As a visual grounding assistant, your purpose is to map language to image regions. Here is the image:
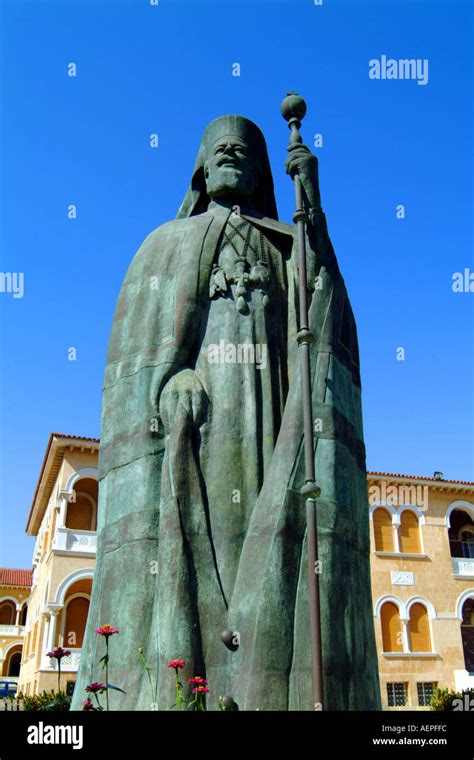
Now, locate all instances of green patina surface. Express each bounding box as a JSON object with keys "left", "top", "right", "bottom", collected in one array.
[{"left": 71, "top": 115, "right": 381, "bottom": 711}]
